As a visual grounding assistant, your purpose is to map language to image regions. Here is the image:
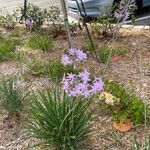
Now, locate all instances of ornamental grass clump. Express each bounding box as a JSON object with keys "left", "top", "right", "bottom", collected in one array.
[
  {"left": 25, "top": 89, "right": 92, "bottom": 150},
  {"left": 0, "top": 77, "right": 29, "bottom": 118}
]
